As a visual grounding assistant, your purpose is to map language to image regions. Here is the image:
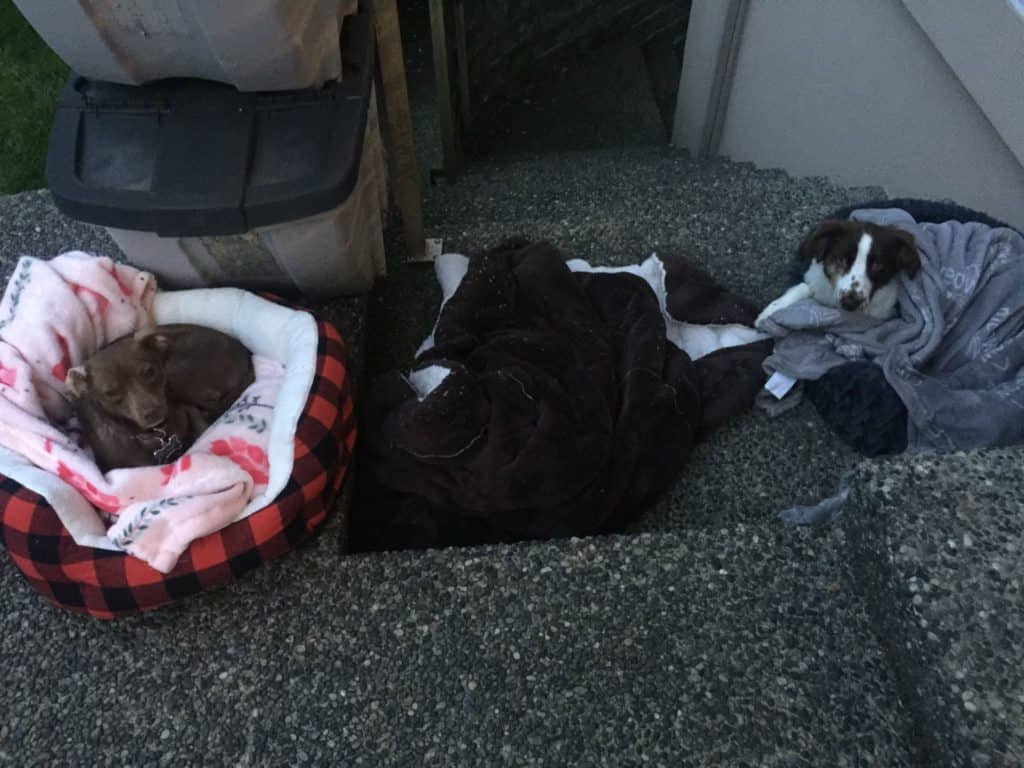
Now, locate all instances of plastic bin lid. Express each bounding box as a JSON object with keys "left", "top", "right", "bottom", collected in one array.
[{"left": 45, "top": 0, "right": 375, "bottom": 238}]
